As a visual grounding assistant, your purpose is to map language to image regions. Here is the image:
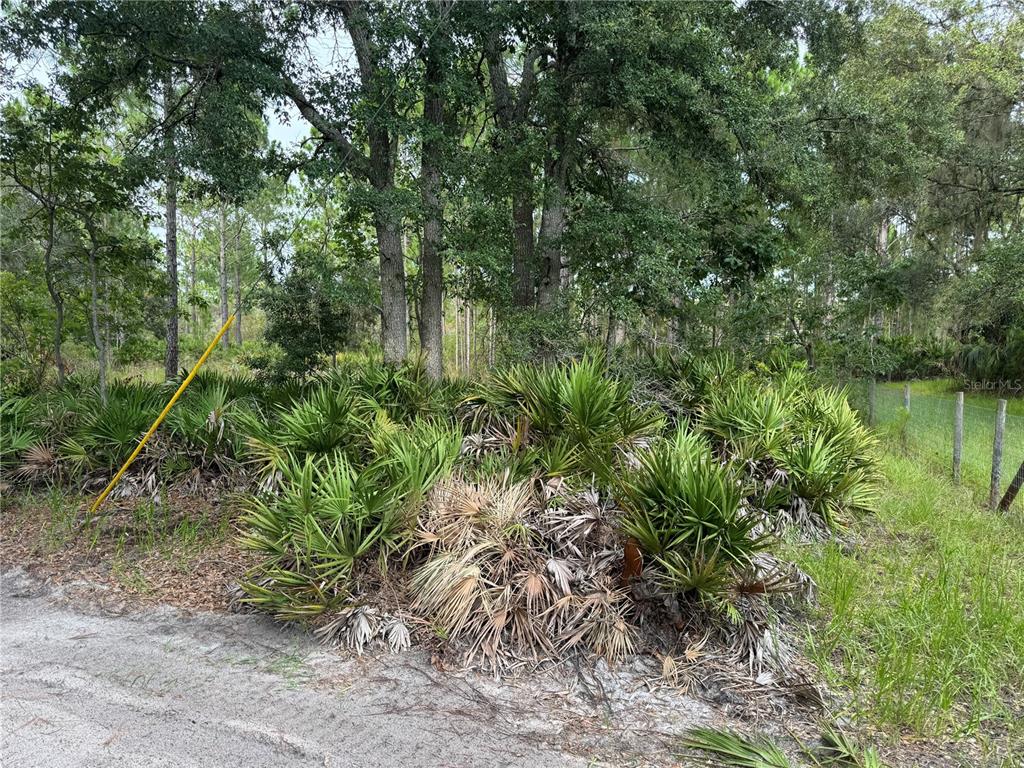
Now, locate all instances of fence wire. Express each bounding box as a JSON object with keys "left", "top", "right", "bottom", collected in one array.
[{"left": 844, "top": 381, "right": 1023, "bottom": 510}]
